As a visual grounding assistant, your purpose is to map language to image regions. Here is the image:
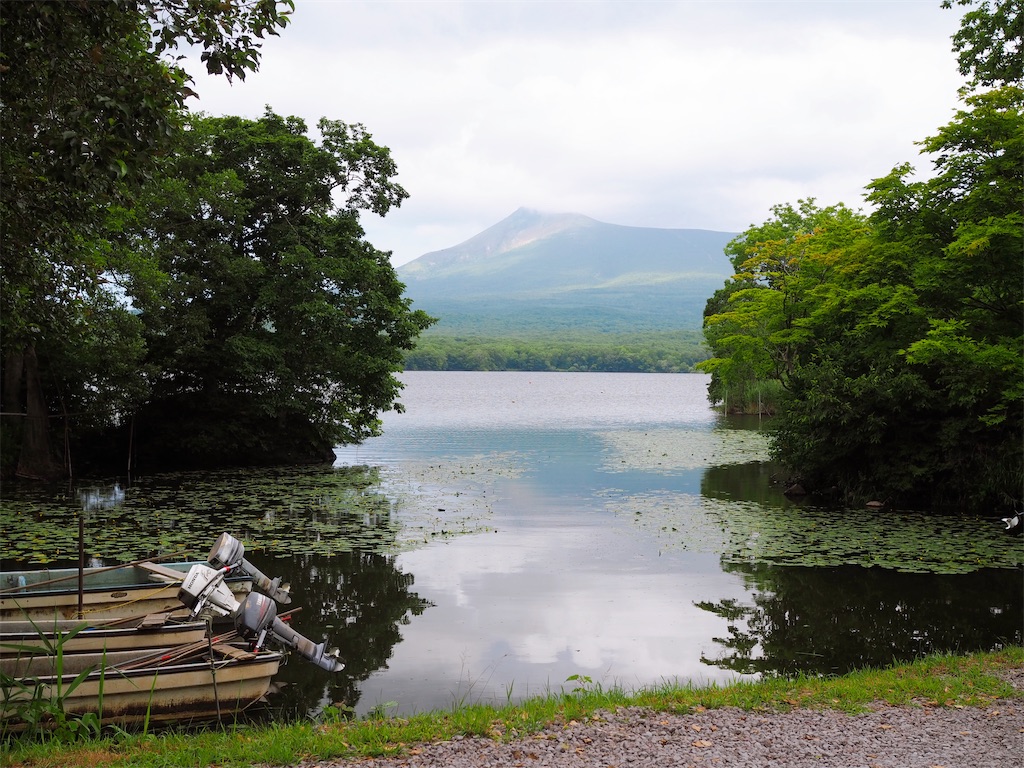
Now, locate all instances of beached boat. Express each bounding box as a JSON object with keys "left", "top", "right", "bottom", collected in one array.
[
  {"left": 0, "top": 561, "right": 252, "bottom": 623},
  {"left": 0, "top": 642, "right": 283, "bottom": 729},
  {"left": 0, "top": 613, "right": 210, "bottom": 657}
]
